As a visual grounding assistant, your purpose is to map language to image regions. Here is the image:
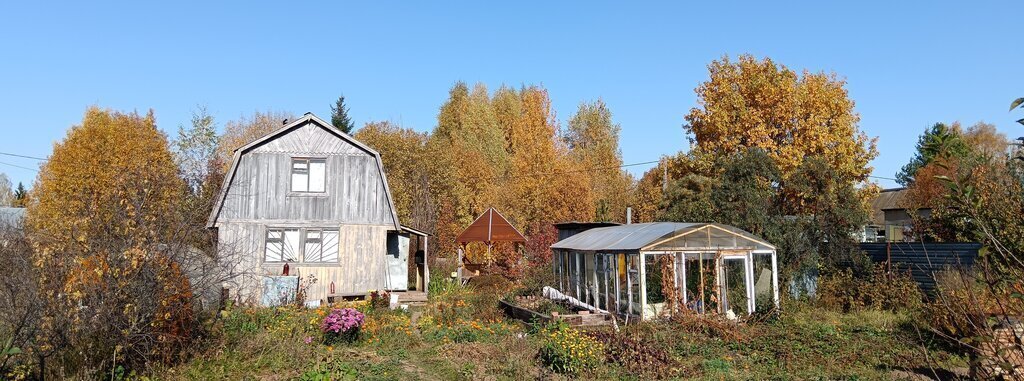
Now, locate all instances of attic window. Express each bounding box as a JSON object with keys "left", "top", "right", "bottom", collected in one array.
[{"left": 291, "top": 158, "right": 326, "bottom": 193}]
